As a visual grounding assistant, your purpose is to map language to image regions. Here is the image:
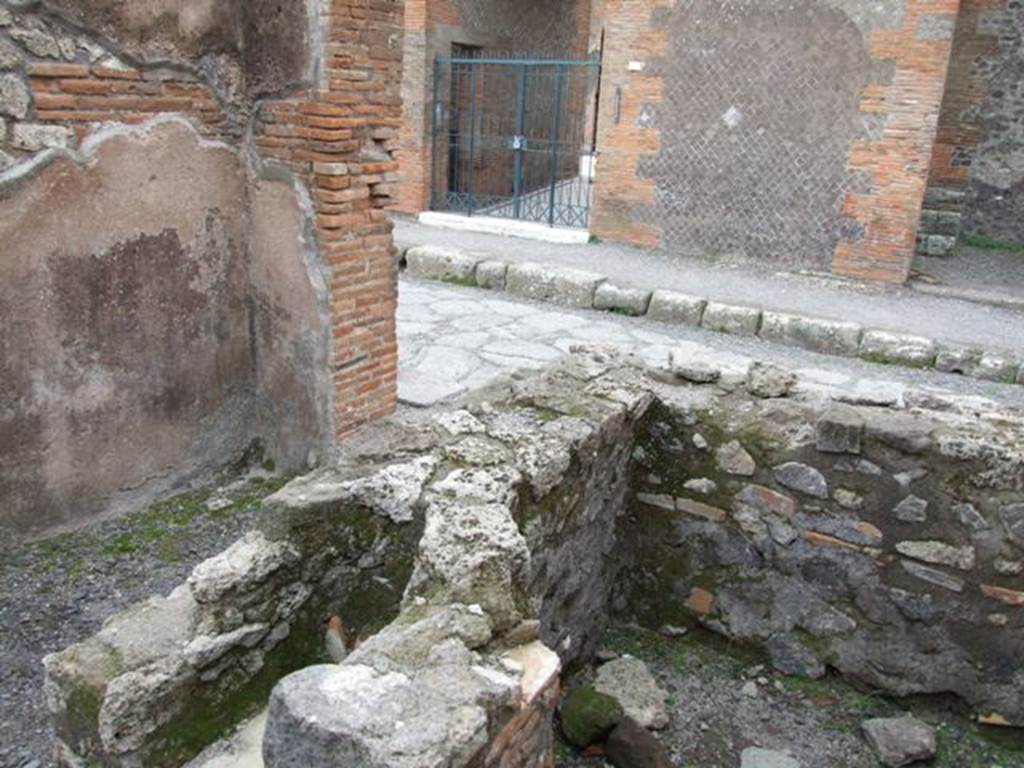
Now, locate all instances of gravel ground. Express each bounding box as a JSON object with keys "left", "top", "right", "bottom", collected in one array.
[
  {"left": 556, "top": 626, "right": 1024, "bottom": 768},
  {"left": 0, "top": 472, "right": 288, "bottom": 768},
  {"left": 393, "top": 218, "right": 1024, "bottom": 352}
]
